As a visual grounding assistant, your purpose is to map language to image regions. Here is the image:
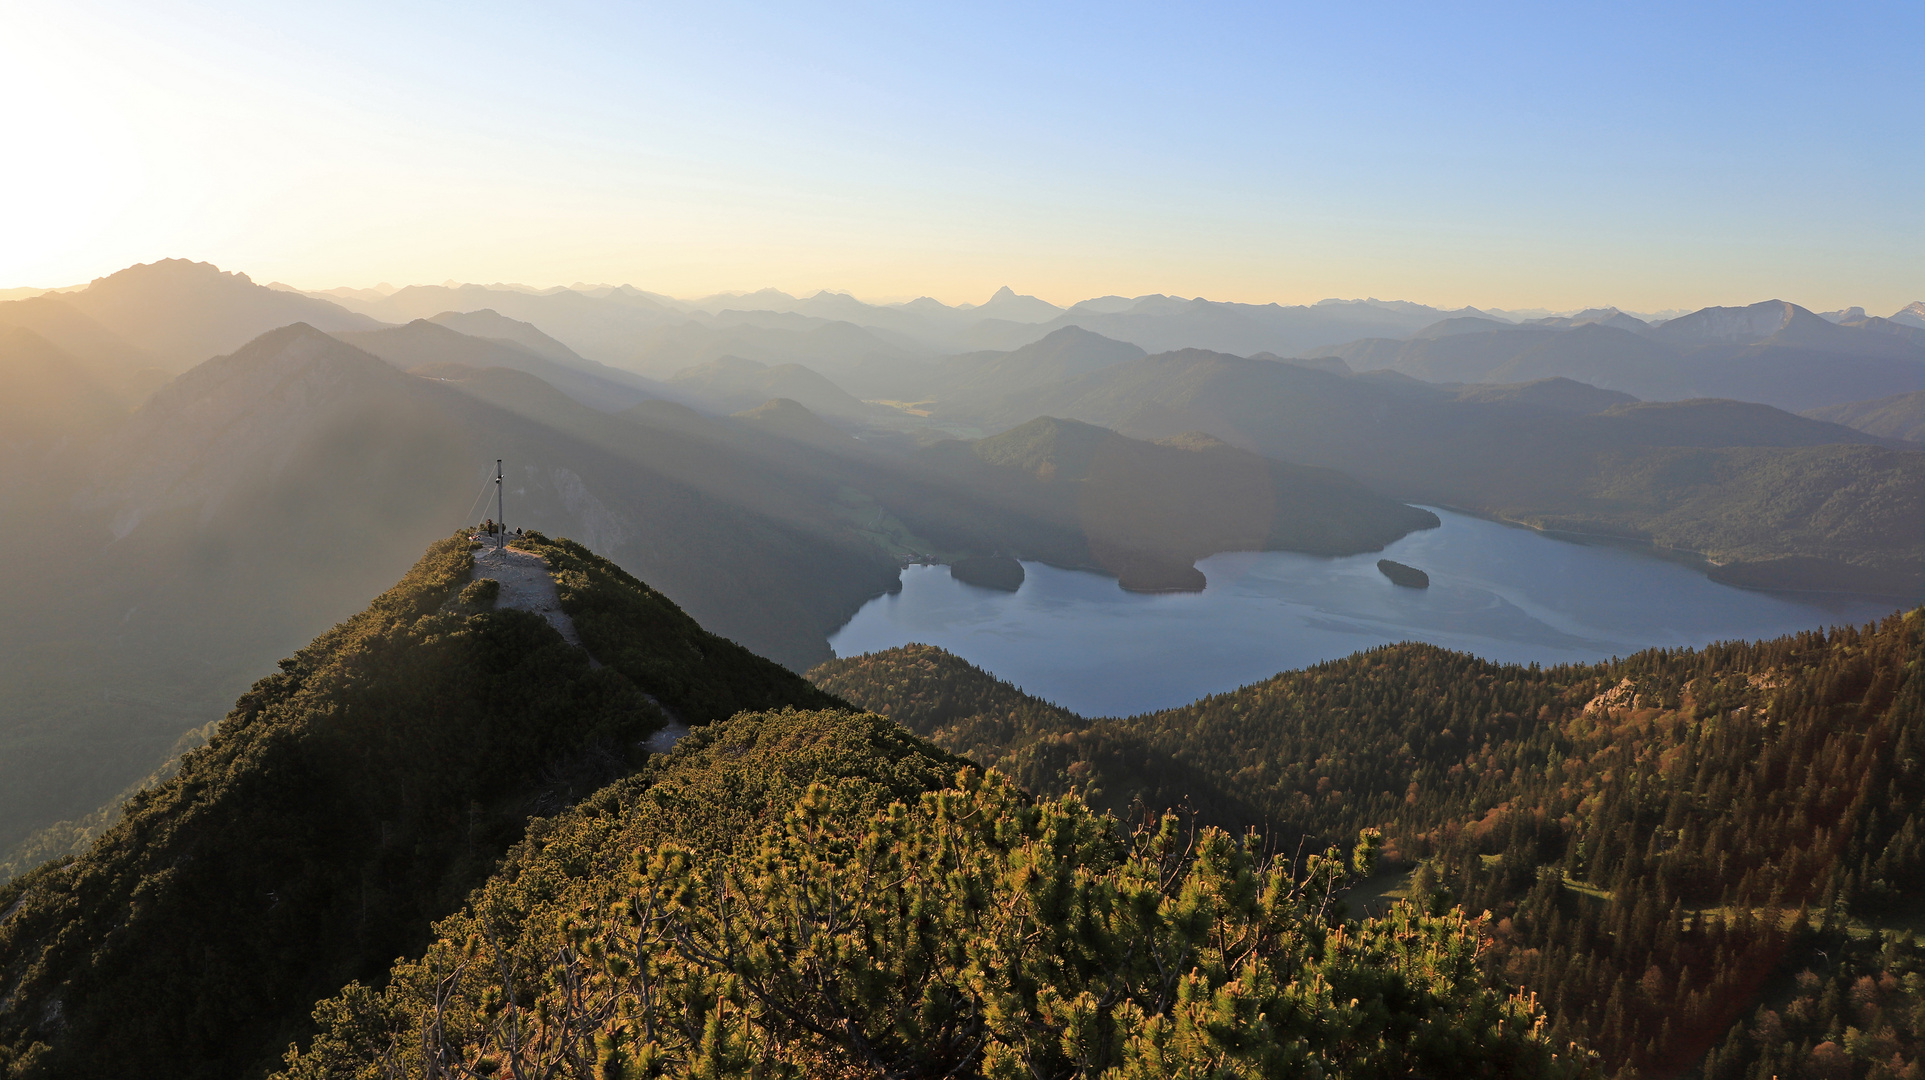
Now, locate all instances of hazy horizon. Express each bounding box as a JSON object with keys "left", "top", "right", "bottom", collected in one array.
[
  {"left": 2, "top": 260, "right": 1903, "bottom": 325},
  {"left": 6, "top": 2, "right": 1920, "bottom": 312}
]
